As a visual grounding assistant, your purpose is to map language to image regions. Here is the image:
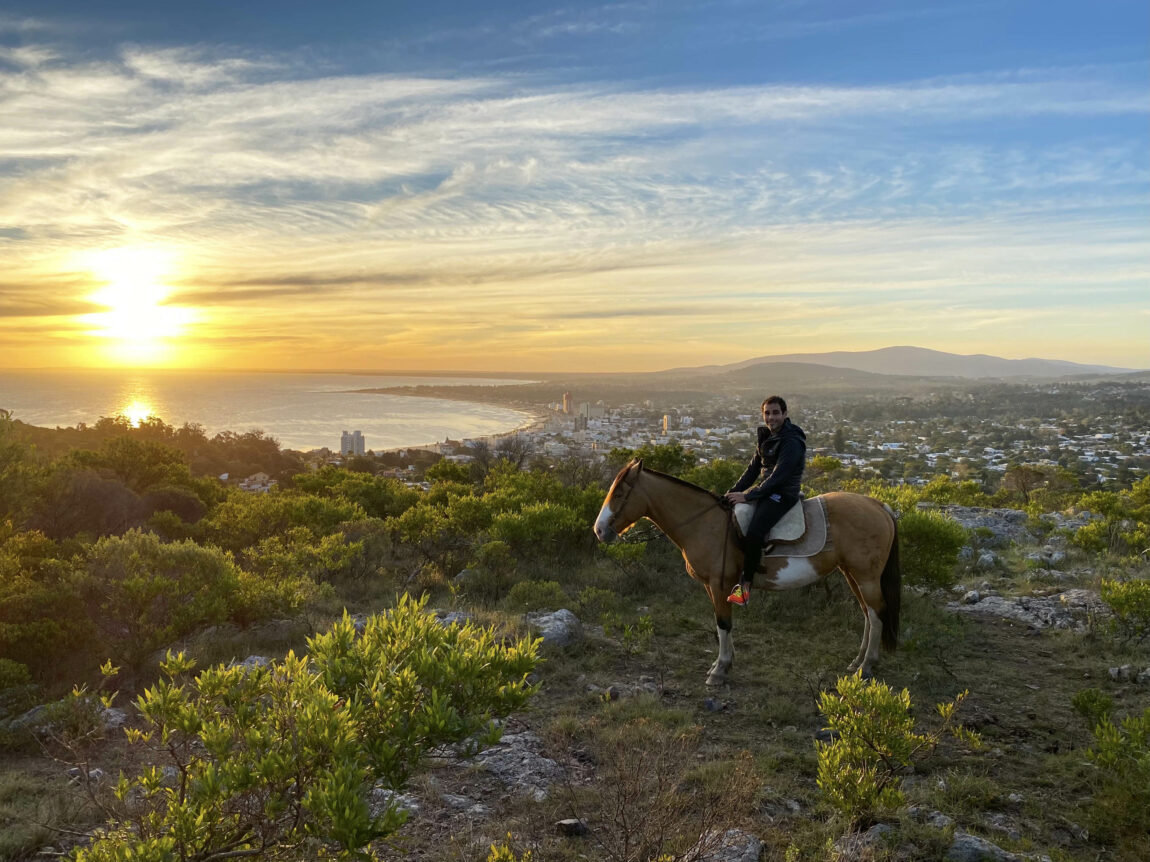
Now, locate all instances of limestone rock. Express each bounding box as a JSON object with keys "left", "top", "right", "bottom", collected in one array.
[{"left": 524, "top": 609, "right": 583, "bottom": 646}]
